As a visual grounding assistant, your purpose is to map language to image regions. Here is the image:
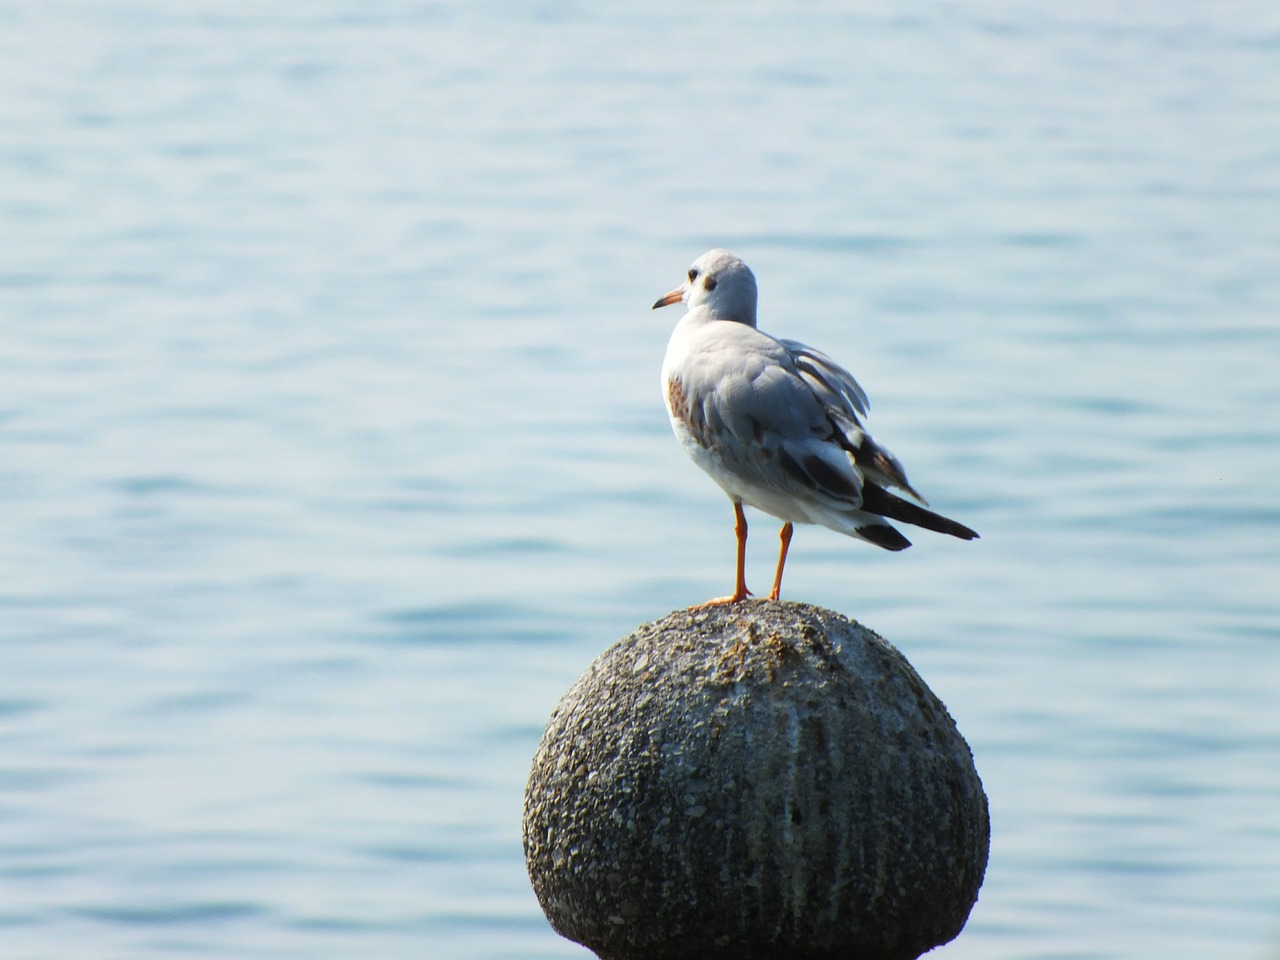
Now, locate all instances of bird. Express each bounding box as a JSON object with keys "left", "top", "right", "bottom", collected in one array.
[{"left": 653, "top": 248, "right": 978, "bottom": 606}]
